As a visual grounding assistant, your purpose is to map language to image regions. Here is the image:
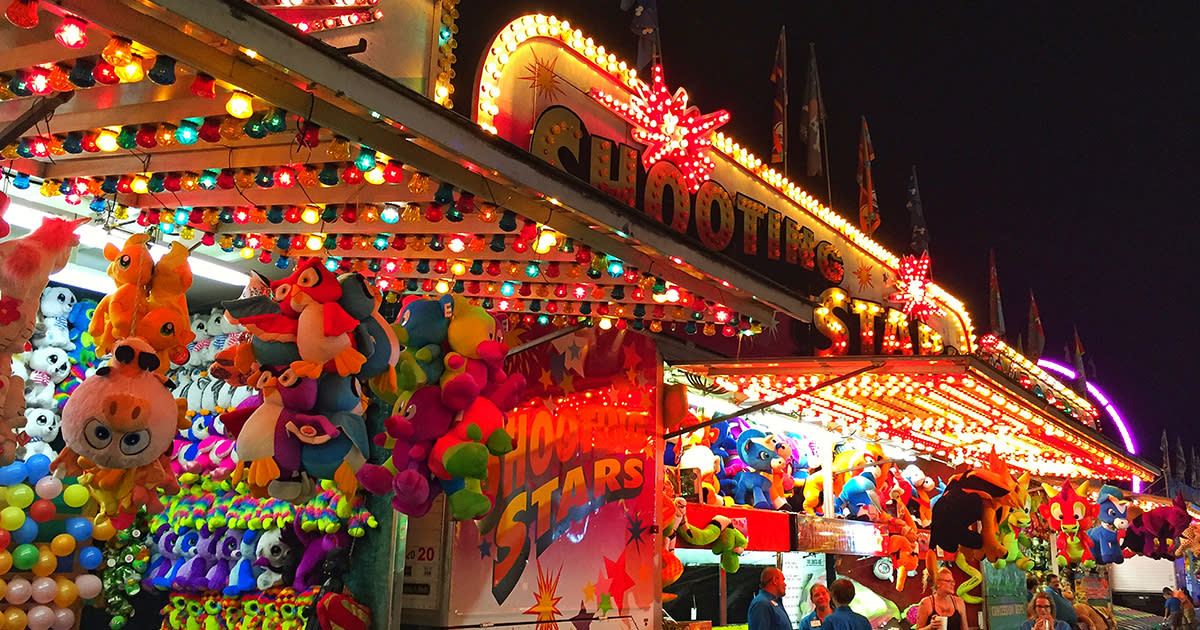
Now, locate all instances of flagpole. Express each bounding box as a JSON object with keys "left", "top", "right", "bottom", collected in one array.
[
  {"left": 781, "top": 26, "right": 787, "bottom": 178},
  {"left": 812, "top": 42, "right": 834, "bottom": 209}
]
